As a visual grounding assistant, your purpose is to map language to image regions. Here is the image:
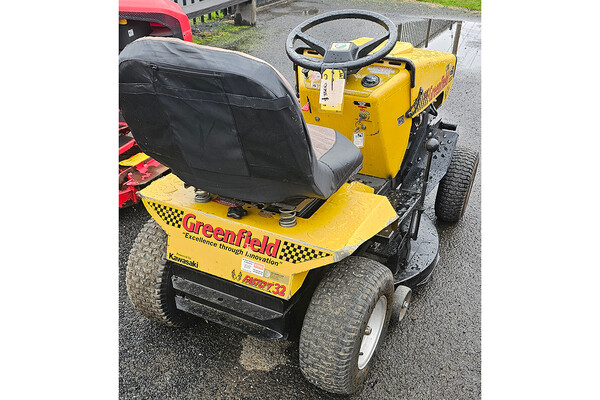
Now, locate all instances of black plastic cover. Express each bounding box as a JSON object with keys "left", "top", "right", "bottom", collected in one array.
[
  {"left": 118, "top": 11, "right": 184, "bottom": 40},
  {"left": 119, "top": 37, "right": 362, "bottom": 202}
]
